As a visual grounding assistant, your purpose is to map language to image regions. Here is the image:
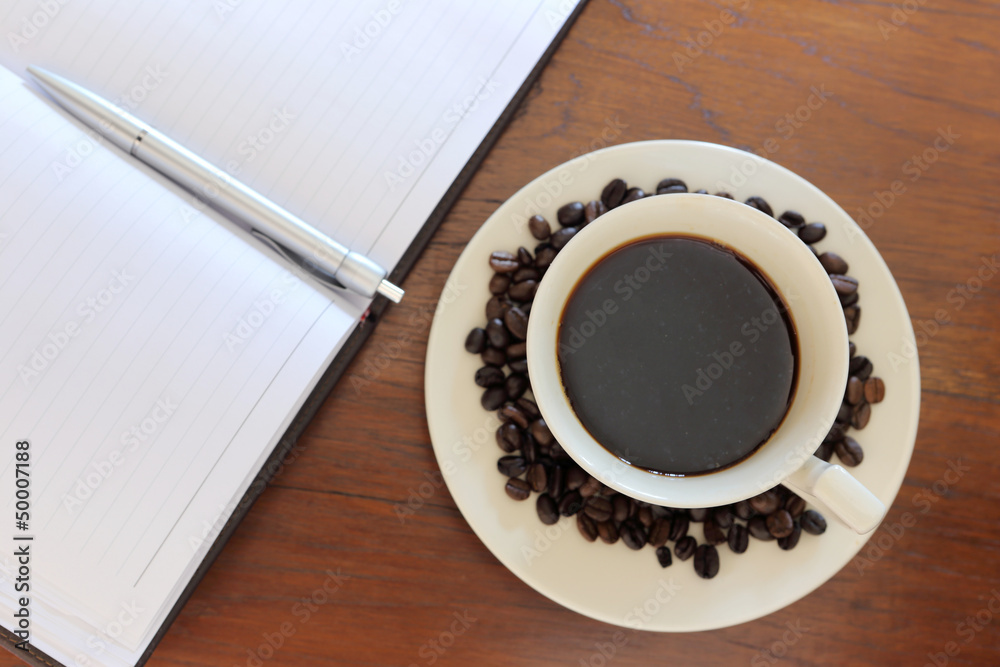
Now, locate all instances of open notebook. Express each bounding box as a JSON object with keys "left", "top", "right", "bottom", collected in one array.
[{"left": 0, "top": 1, "right": 585, "bottom": 665}]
